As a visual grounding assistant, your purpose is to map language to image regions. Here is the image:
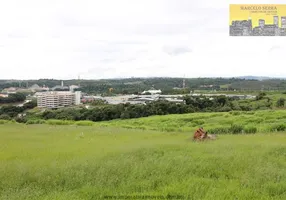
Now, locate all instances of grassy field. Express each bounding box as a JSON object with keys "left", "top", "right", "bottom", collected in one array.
[
  {"left": 98, "top": 109, "right": 286, "bottom": 134},
  {"left": 3, "top": 109, "right": 285, "bottom": 135},
  {"left": 1, "top": 123, "right": 286, "bottom": 200}
]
